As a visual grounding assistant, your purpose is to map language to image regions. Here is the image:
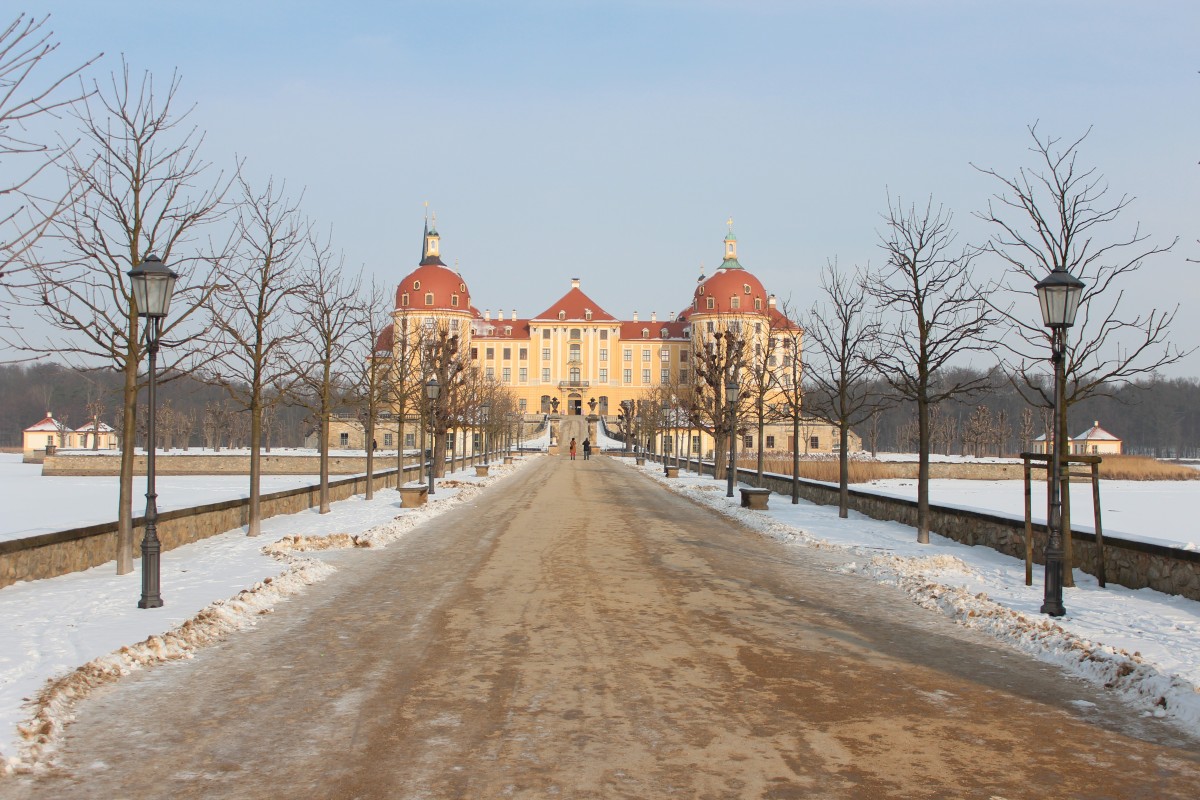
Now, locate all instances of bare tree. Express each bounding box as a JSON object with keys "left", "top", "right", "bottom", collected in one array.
[
  {"left": 802, "top": 261, "right": 882, "bottom": 517},
  {"left": 976, "top": 124, "right": 1191, "bottom": 580},
  {"left": 869, "top": 194, "right": 998, "bottom": 543},
  {"left": 690, "top": 323, "right": 745, "bottom": 480},
  {"left": 291, "top": 236, "right": 359, "bottom": 513},
  {"left": 21, "top": 63, "right": 228, "bottom": 572},
  {"left": 206, "top": 175, "right": 307, "bottom": 535},
  {"left": 1019, "top": 406, "right": 1036, "bottom": 453},
  {"left": 348, "top": 279, "right": 392, "bottom": 500},
  {"left": 421, "top": 325, "right": 463, "bottom": 479},
  {"left": 964, "top": 405, "right": 993, "bottom": 457},
  {"left": 773, "top": 299, "right": 806, "bottom": 503},
  {"left": 0, "top": 13, "right": 99, "bottom": 294}
]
